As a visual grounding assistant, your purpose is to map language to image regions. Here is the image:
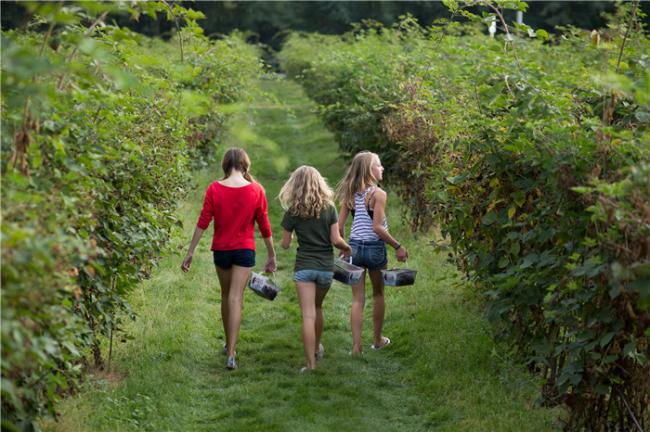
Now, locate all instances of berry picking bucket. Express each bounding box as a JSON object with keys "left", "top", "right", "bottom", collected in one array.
[
  {"left": 381, "top": 268, "right": 417, "bottom": 286},
  {"left": 333, "top": 257, "right": 364, "bottom": 285},
  {"left": 248, "top": 272, "right": 280, "bottom": 301}
]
